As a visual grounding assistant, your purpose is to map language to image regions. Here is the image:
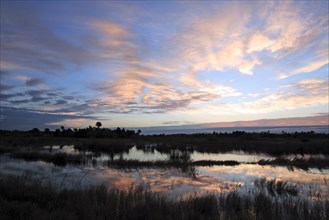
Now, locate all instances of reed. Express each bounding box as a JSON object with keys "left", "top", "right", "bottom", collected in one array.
[{"left": 0, "top": 174, "right": 328, "bottom": 220}]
